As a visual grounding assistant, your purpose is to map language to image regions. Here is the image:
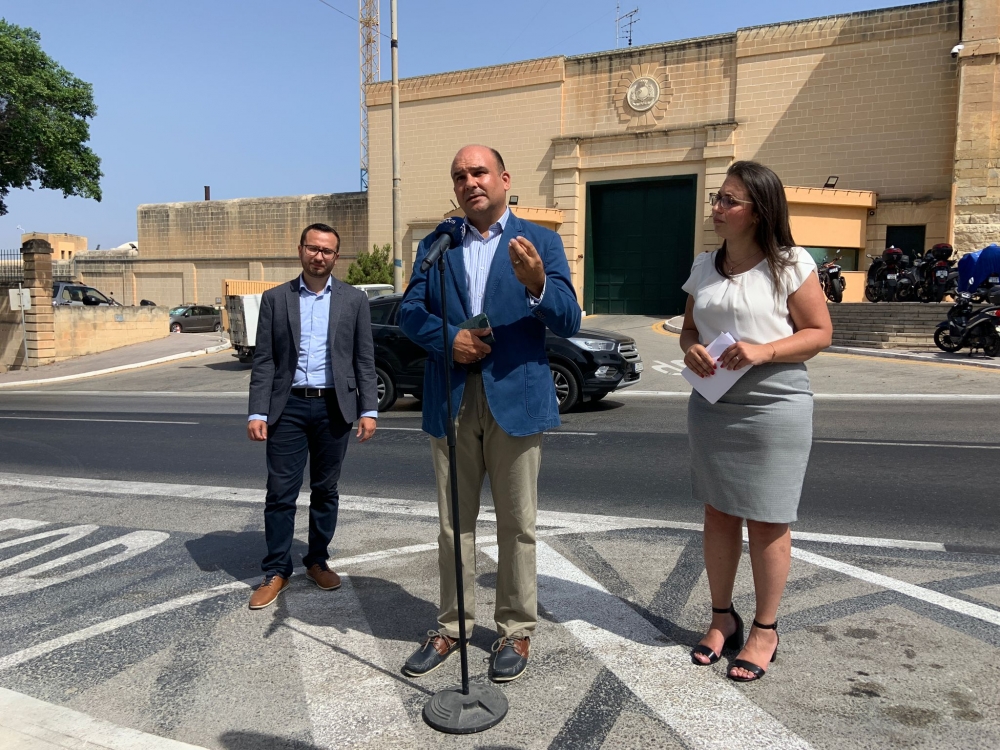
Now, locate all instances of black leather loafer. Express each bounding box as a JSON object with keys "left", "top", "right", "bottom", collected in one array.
[
  {"left": 402, "top": 631, "right": 460, "bottom": 677},
  {"left": 488, "top": 635, "right": 530, "bottom": 682}
]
